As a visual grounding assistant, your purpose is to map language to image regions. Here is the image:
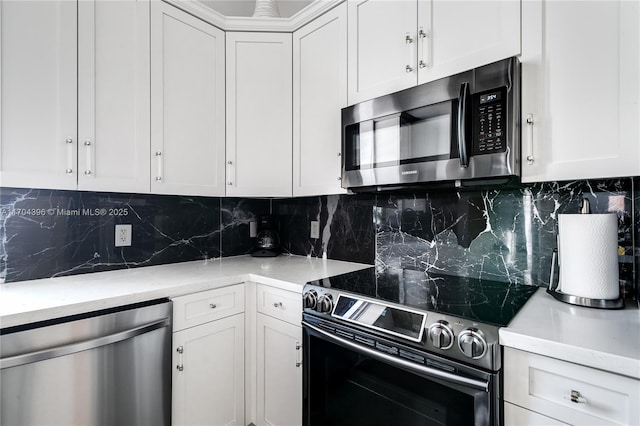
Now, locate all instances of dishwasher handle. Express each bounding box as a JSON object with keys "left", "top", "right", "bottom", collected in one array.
[{"left": 1, "top": 318, "right": 170, "bottom": 369}]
